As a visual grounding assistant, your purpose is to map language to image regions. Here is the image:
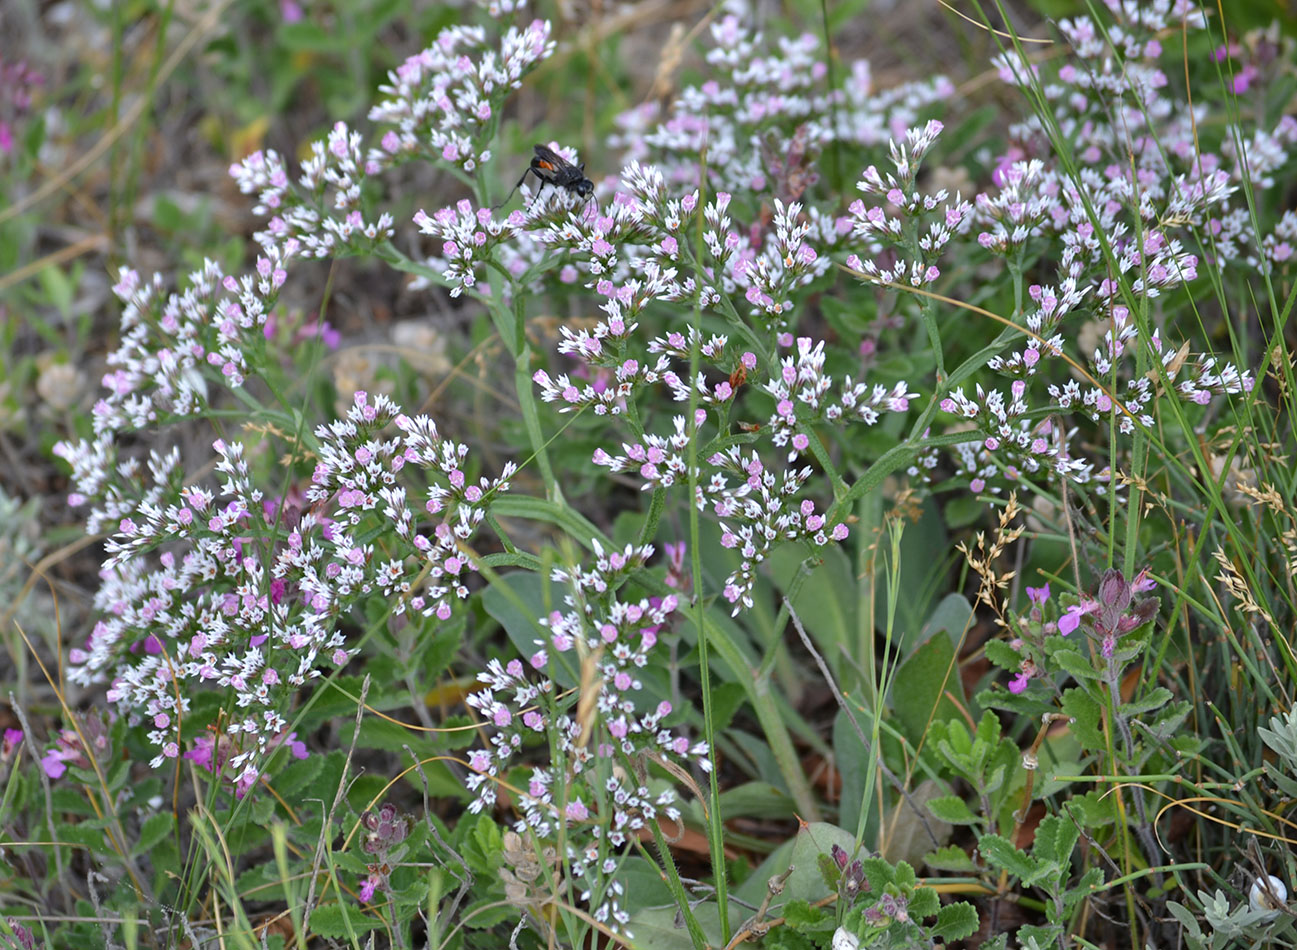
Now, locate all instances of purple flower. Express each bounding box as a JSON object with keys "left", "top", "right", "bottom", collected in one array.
[
  {"left": 1026, "top": 583, "right": 1050, "bottom": 605},
  {"left": 1, "top": 727, "right": 21, "bottom": 761},
  {"left": 3, "top": 918, "right": 35, "bottom": 950},
  {"left": 358, "top": 875, "right": 378, "bottom": 902},
  {"left": 40, "top": 749, "right": 67, "bottom": 780},
  {"left": 1058, "top": 601, "right": 1095, "bottom": 635}
]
